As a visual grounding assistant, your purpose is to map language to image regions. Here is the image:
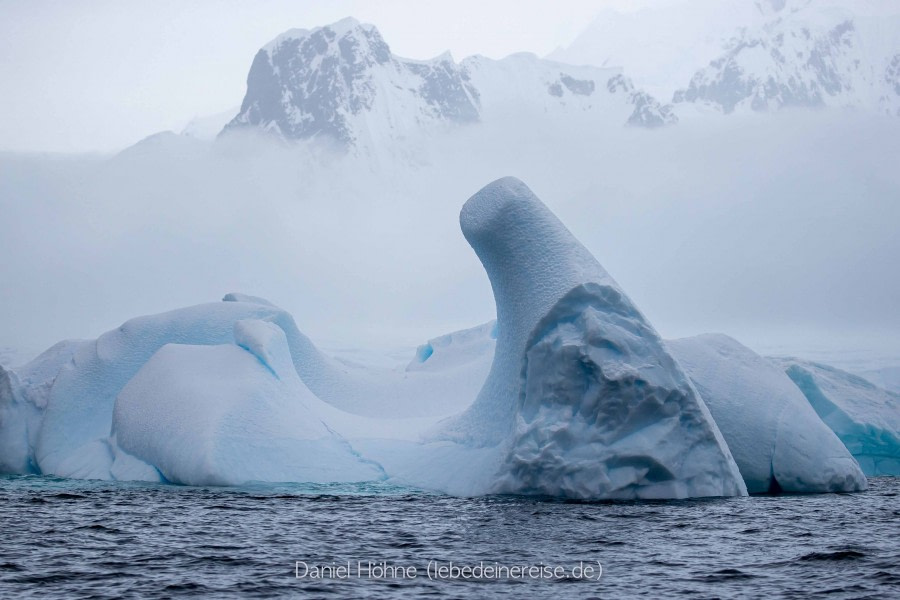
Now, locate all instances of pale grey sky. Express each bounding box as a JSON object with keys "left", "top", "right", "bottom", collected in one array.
[{"left": 0, "top": 0, "right": 665, "bottom": 153}]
